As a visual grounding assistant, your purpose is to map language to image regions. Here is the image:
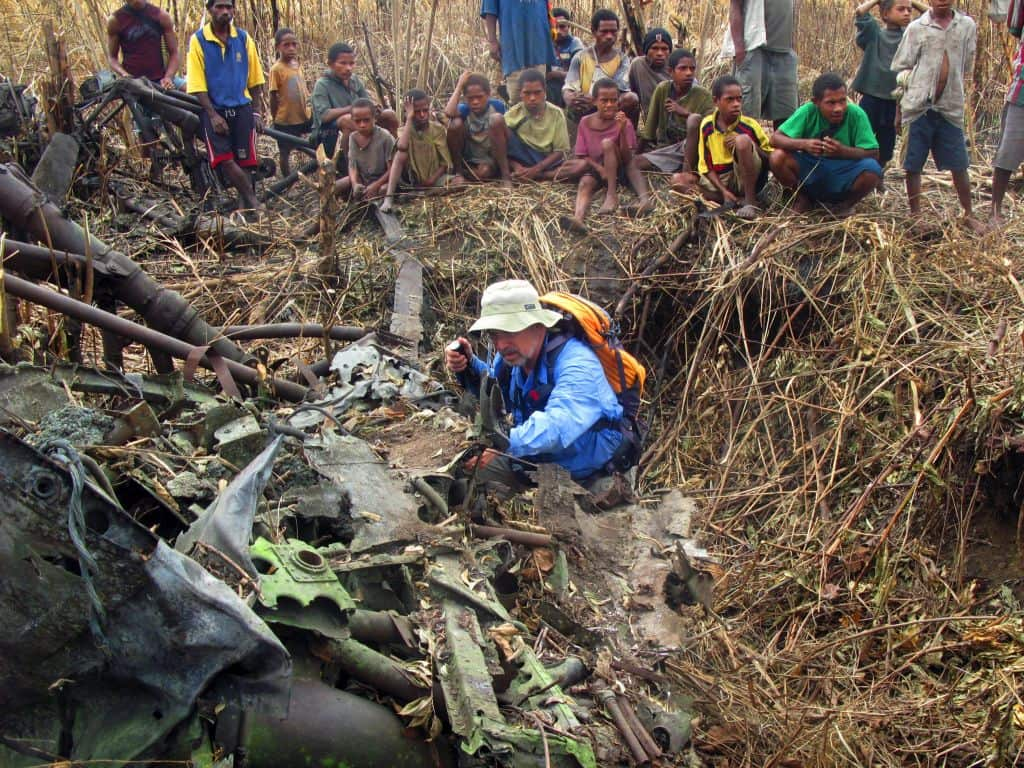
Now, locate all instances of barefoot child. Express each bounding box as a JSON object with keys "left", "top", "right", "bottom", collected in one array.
[
  {"left": 561, "top": 78, "right": 651, "bottom": 228},
  {"left": 990, "top": 15, "right": 1024, "bottom": 226},
  {"left": 636, "top": 48, "right": 713, "bottom": 174},
  {"left": 337, "top": 98, "right": 395, "bottom": 200},
  {"left": 891, "top": 0, "right": 980, "bottom": 229},
  {"left": 268, "top": 28, "right": 311, "bottom": 177},
  {"left": 691, "top": 75, "right": 773, "bottom": 220},
  {"left": 852, "top": 0, "right": 926, "bottom": 169},
  {"left": 444, "top": 71, "right": 512, "bottom": 186},
  {"left": 380, "top": 89, "right": 453, "bottom": 212}
]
